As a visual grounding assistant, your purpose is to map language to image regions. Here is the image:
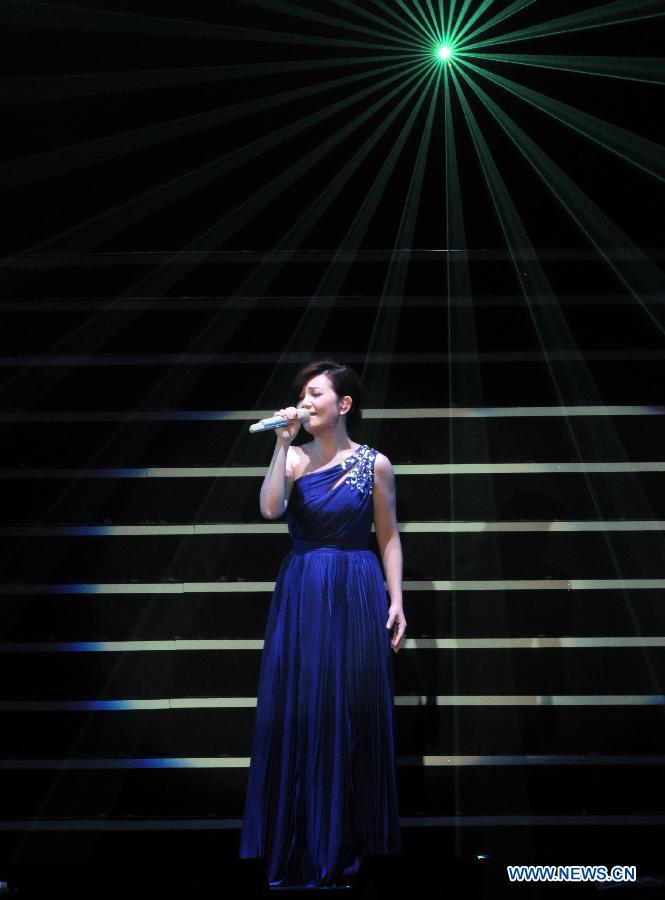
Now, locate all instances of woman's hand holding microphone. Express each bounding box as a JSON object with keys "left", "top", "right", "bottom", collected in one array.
[{"left": 273, "top": 407, "right": 302, "bottom": 445}]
